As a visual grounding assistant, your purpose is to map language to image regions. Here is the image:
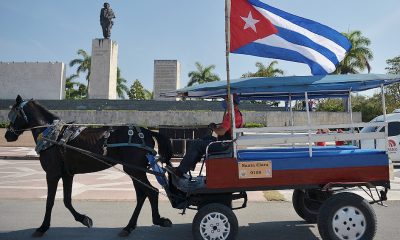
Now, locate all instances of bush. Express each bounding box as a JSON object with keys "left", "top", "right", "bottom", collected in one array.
[
  {"left": 244, "top": 122, "right": 266, "bottom": 128},
  {"left": 0, "top": 121, "right": 9, "bottom": 128}
]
